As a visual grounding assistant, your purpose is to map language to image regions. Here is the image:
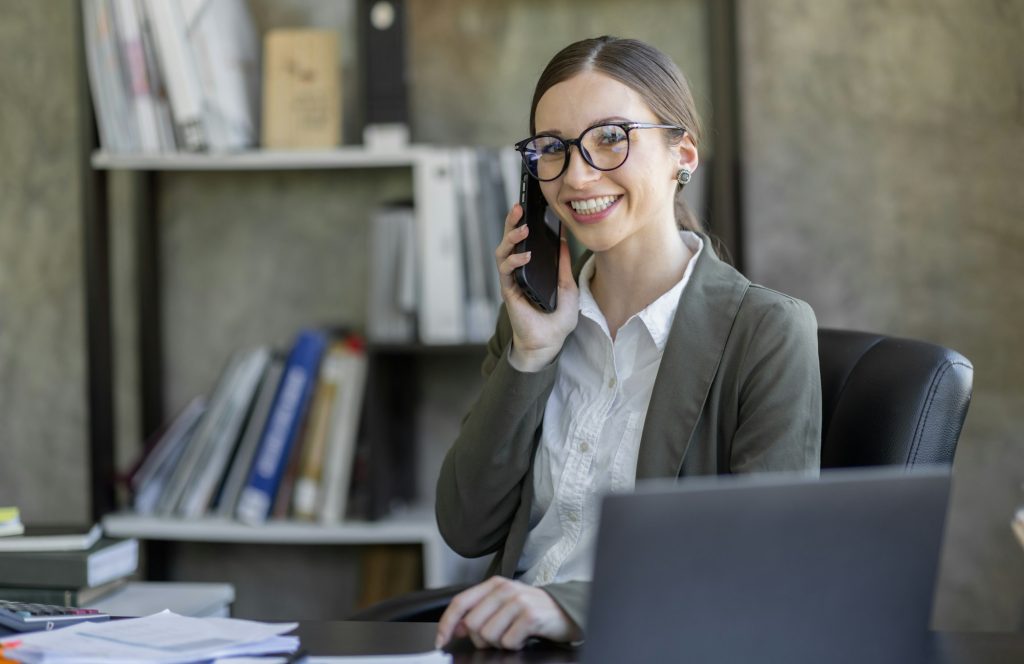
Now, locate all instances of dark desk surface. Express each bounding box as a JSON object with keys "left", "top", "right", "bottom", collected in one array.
[{"left": 295, "top": 622, "right": 1024, "bottom": 663}]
